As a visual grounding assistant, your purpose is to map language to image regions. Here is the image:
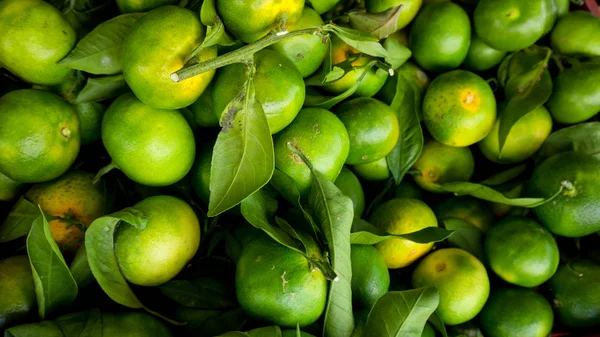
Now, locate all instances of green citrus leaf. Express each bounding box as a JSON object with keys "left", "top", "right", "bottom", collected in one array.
[
  {"left": 536, "top": 122, "right": 600, "bottom": 162},
  {"left": 497, "top": 47, "right": 553, "bottom": 153},
  {"left": 441, "top": 218, "right": 484, "bottom": 261},
  {"left": 325, "top": 24, "right": 388, "bottom": 58},
  {"left": 435, "top": 181, "right": 562, "bottom": 207},
  {"left": 69, "top": 243, "right": 94, "bottom": 289},
  {"left": 85, "top": 208, "right": 147, "bottom": 308},
  {"left": 363, "top": 288, "right": 440, "bottom": 337},
  {"left": 269, "top": 169, "right": 323, "bottom": 243},
  {"left": 240, "top": 189, "right": 305, "bottom": 255},
  {"left": 0, "top": 197, "right": 38, "bottom": 242},
  {"left": 59, "top": 13, "right": 144, "bottom": 75},
  {"left": 208, "top": 67, "right": 275, "bottom": 216},
  {"left": 350, "top": 218, "right": 453, "bottom": 245},
  {"left": 187, "top": 0, "right": 235, "bottom": 63},
  {"left": 428, "top": 312, "right": 448, "bottom": 337},
  {"left": 200, "top": 0, "right": 219, "bottom": 26},
  {"left": 4, "top": 320, "right": 65, "bottom": 337},
  {"left": 75, "top": 74, "right": 129, "bottom": 103},
  {"left": 288, "top": 146, "right": 355, "bottom": 337},
  {"left": 386, "top": 67, "right": 424, "bottom": 185},
  {"left": 348, "top": 6, "right": 403, "bottom": 40},
  {"left": 246, "top": 326, "right": 282, "bottom": 337},
  {"left": 27, "top": 209, "right": 78, "bottom": 319},
  {"left": 55, "top": 309, "right": 104, "bottom": 336},
  {"left": 383, "top": 36, "right": 411, "bottom": 70}
]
